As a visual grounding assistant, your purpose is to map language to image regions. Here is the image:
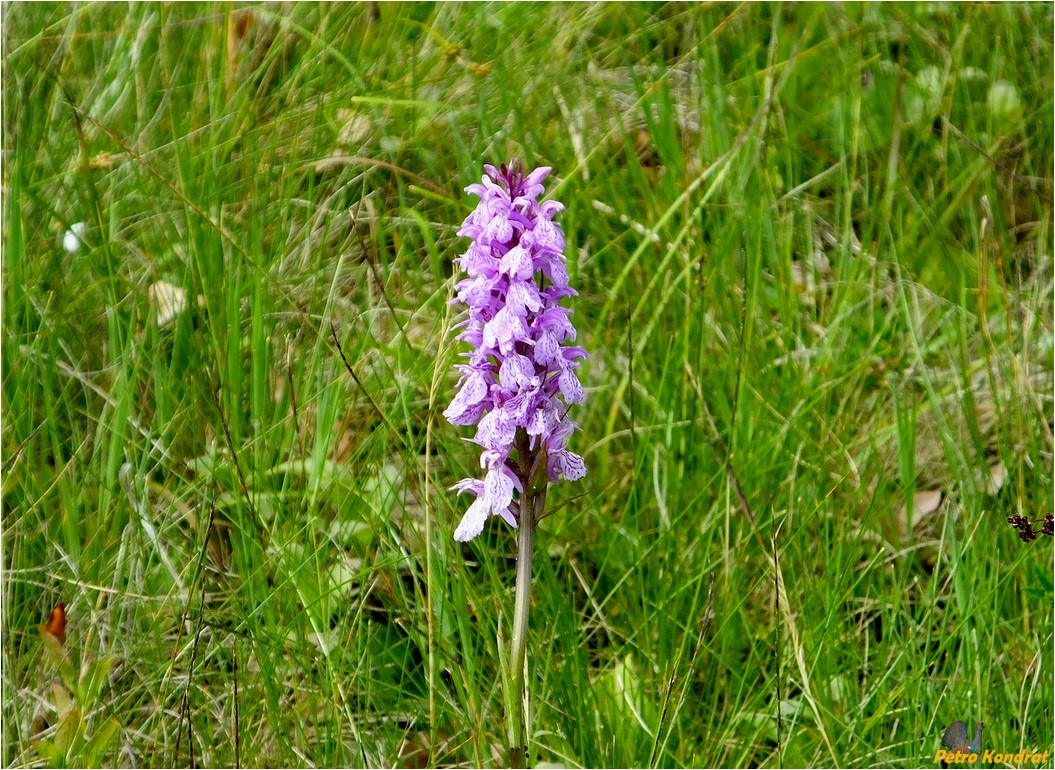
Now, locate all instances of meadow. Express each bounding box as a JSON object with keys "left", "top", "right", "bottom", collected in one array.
[{"left": 3, "top": 3, "right": 1053, "bottom": 767}]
